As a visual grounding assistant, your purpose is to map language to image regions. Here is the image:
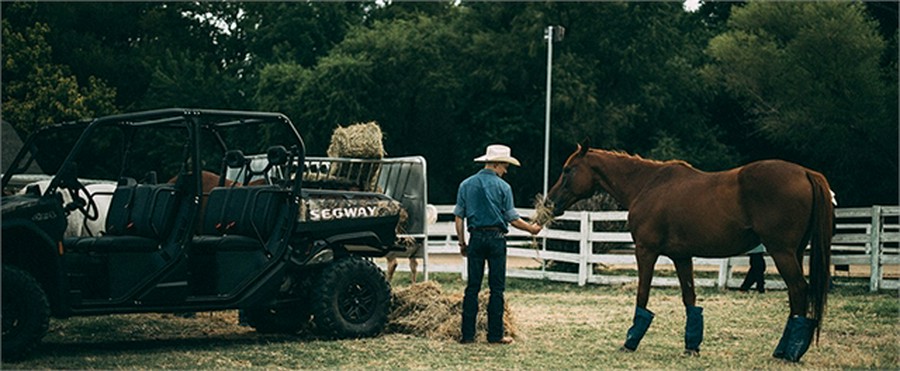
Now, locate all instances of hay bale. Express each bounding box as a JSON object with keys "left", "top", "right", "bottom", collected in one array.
[
  {"left": 327, "top": 121, "right": 385, "bottom": 190},
  {"left": 327, "top": 121, "right": 385, "bottom": 159},
  {"left": 388, "top": 281, "right": 518, "bottom": 341}
]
